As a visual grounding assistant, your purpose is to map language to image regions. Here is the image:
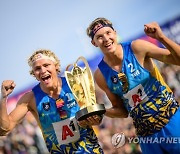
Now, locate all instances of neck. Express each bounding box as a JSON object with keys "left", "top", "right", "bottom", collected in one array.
[
  {"left": 41, "top": 78, "right": 62, "bottom": 99},
  {"left": 104, "top": 44, "right": 123, "bottom": 66}
]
